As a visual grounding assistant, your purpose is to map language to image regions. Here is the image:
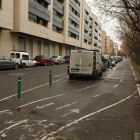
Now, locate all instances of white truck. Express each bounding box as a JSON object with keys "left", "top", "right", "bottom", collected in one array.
[{"left": 68, "top": 49, "right": 103, "bottom": 80}]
